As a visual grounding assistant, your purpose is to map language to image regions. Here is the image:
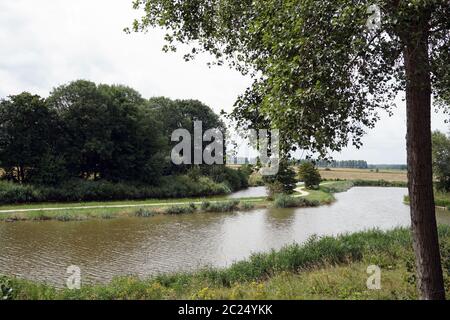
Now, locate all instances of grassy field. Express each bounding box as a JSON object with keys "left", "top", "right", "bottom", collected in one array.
[
  {"left": 319, "top": 168, "right": 408, "bottom": 182},
  {"left": 2, "top": 226, "right": 449, "bottom": 300}
]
